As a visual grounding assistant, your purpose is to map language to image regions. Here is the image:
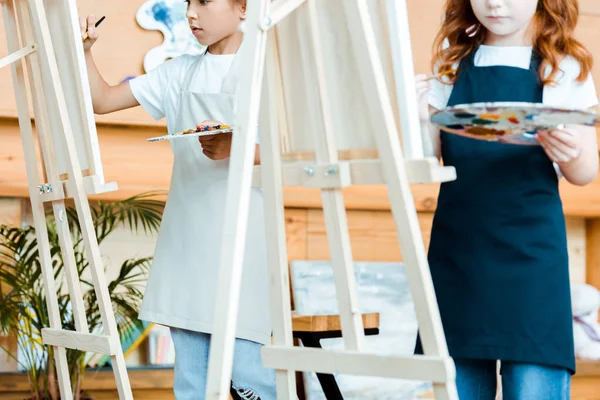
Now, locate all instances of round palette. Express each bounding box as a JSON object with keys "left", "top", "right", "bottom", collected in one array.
[{"left": 430, "top": 102, "right": 600, "bottom": 145}]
